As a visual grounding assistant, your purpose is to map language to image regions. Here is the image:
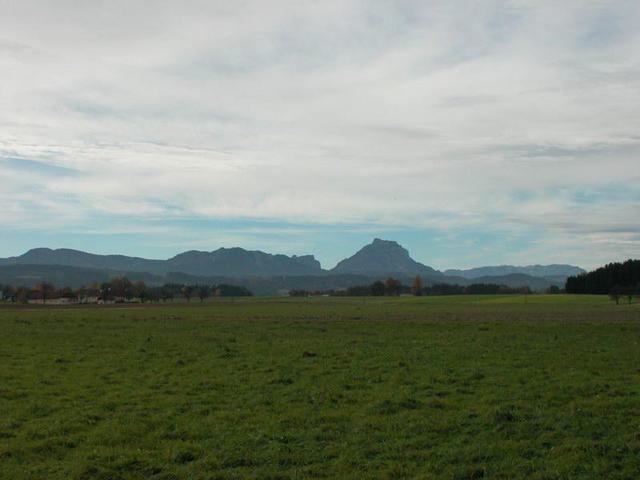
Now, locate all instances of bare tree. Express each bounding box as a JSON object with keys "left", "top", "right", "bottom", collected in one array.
[
  {"left": 182, "top": 285, "right": 194, "bottom": 302},
  {"left": 198, "top": 285, "right": 210, "bottom": 303},
  {"left": 609, "top": 285, "right": 622, "bottom": 305},
  {"left": 38, "top": 282, "right": 55, "bottom": 304}
]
